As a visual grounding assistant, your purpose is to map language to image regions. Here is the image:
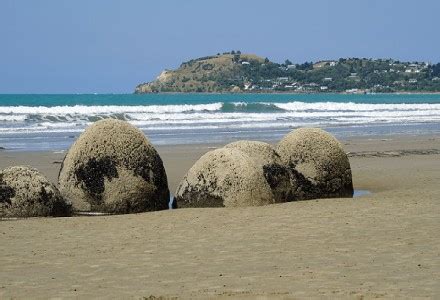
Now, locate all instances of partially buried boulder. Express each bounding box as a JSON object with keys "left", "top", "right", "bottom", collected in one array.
[
  {"left": 58, "top": 119, "right": 169, "bottom": 214},
  {"left": 175, "top": 148, "right": 275, "bottom": 208},
  {"left": 0, "top": 166, "right": 71, "bottom": 218},
  {"left": 224, "top": 140, "right": 292, "bottom": 203},
  {"left": 276, "top": 128, "right": 353, "bottom": 198}
]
